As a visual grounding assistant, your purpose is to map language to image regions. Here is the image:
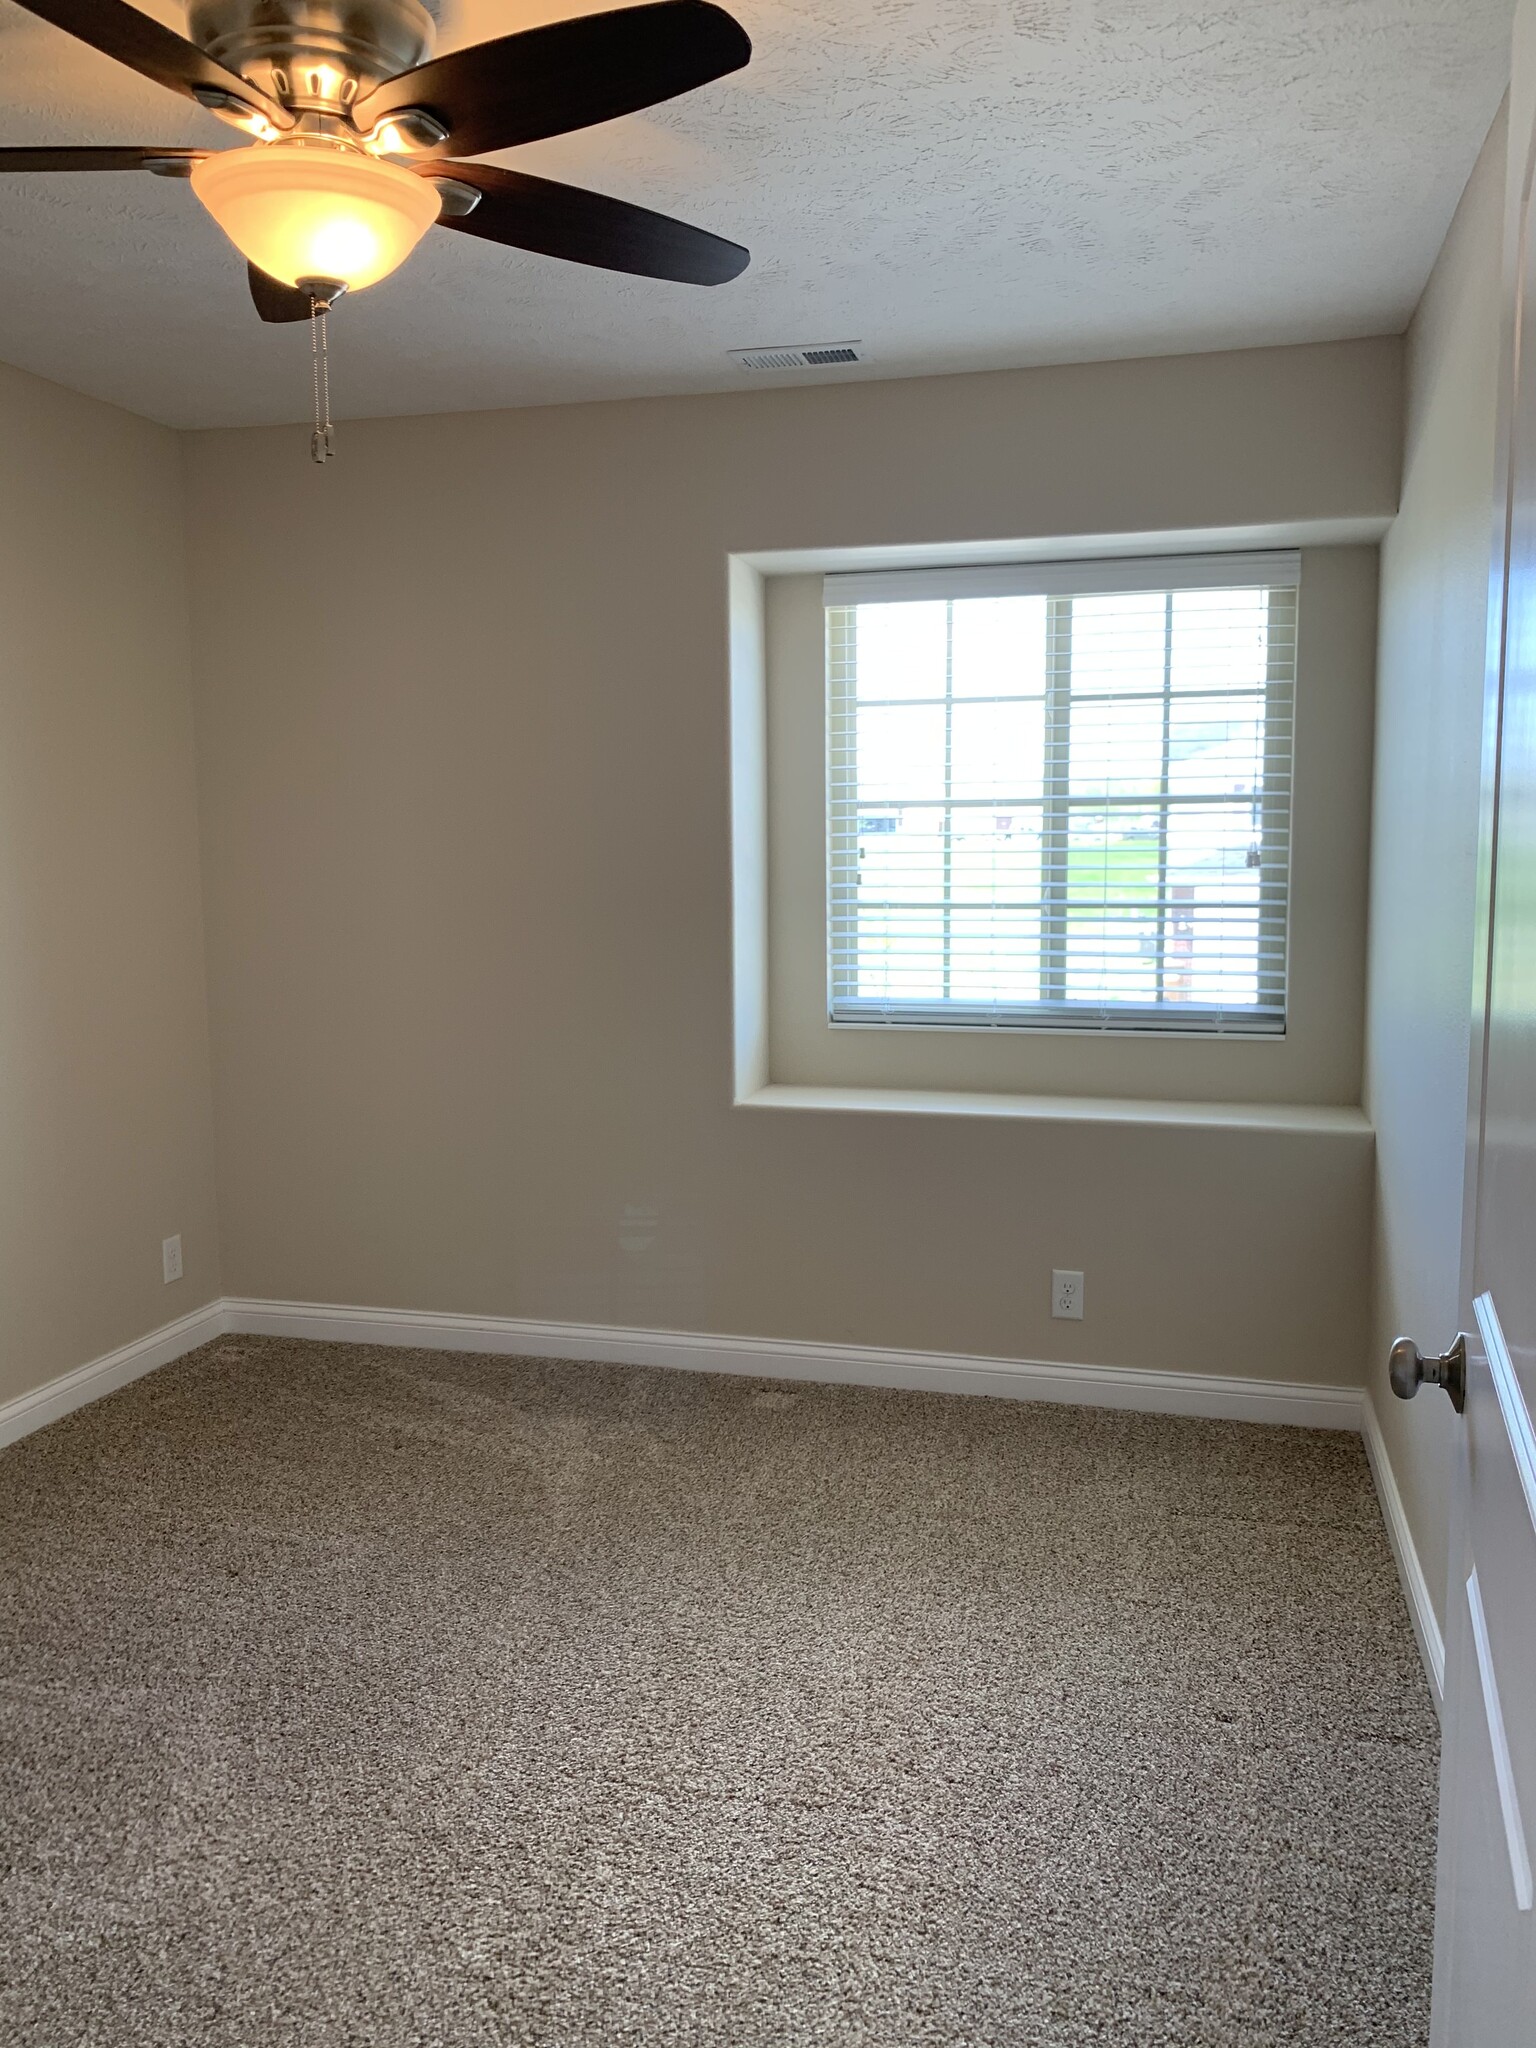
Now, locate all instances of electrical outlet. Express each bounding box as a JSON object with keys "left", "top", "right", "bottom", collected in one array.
[
  {"left": 162, "top": 1234, "right": 183, "bottom": 1284},
  {"left": 1052, "top": 1269, "right": 1083, "bottom": 1320}
]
